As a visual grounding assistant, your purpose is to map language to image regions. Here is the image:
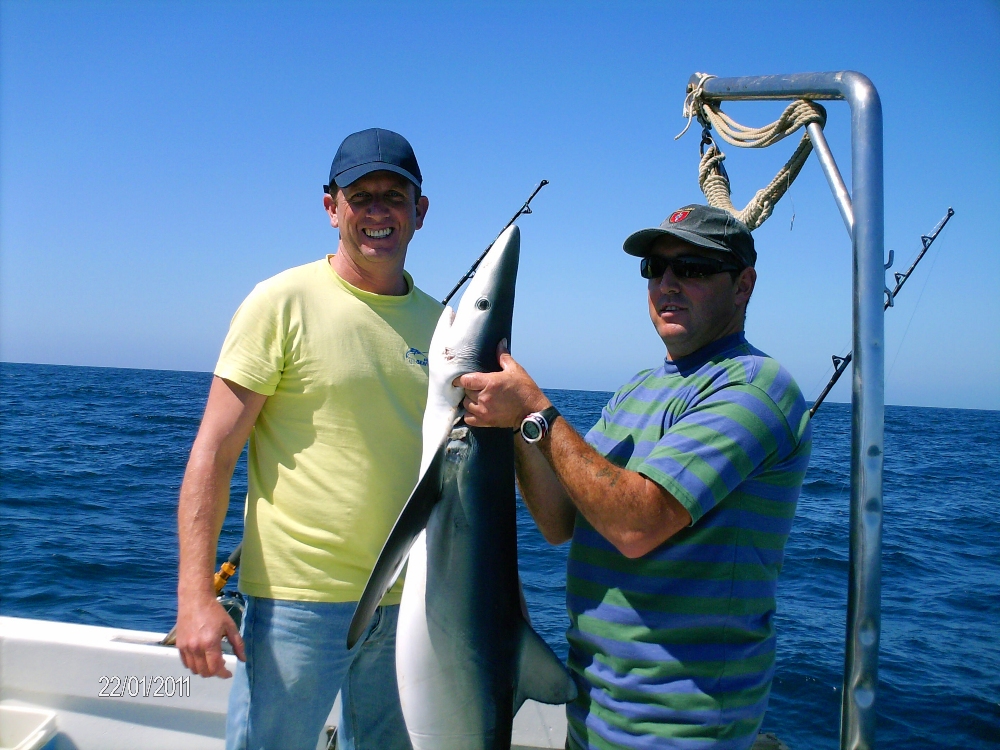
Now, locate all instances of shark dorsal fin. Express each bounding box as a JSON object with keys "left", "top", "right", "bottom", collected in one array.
[
  {"left": 347, "top": 436, "right": 448, "bottom": 649},
  {"left": 512, "top": 619, "right": 578, "bottom": 714}
]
